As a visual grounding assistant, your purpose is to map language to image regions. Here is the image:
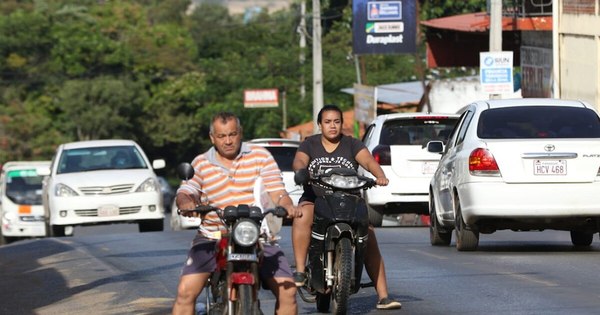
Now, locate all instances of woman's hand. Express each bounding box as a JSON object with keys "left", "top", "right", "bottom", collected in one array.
[{"left": 375, "top": 177, "right": 389, "bottom": 186}]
